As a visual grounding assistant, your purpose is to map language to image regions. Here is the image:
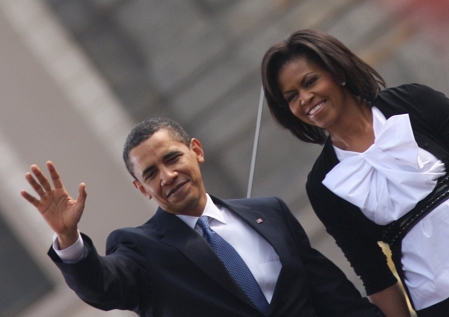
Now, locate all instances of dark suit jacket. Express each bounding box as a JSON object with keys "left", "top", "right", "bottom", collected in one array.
[{"left": 48, "top": 196, "right": 384, "bottom": 317}]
